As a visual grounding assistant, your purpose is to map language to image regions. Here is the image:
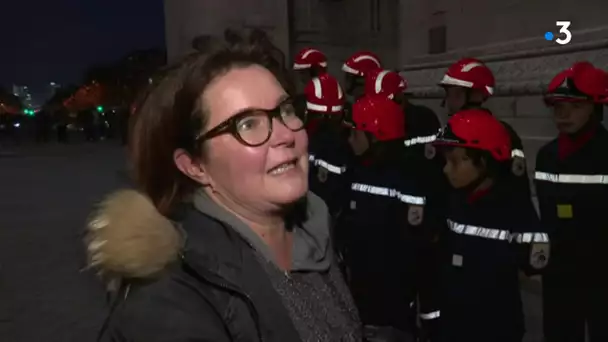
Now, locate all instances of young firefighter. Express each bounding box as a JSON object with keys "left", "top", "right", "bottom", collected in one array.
[
  {"left": 304, "top": 73, "right": 354, "bottom": 217},
  {"left": 292, "top": 47, "right": 329, "bottom": 135},
  {"left": 293, "top": 47, "right": 328, "bottom": 86},
  {"left": 365, "top": 69, "right": 444, "bottom": 341},
  {"left": 438, "top": 58, "right": 531, "bottom": 198},
  {"left": 335, "top": 94, "right": 426, "bottom": 341},
  {"left": 366, "top": 69, "right": 442, "bottom": 160},
  {"left": 433, "top": 108, "right": 549, "bottom": 342},
  {"left": 535, "top": 61, "right": 608, "bottom": 342},
  {"left": 341, "top": 51, "right": 383, "bottom": 101}
]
